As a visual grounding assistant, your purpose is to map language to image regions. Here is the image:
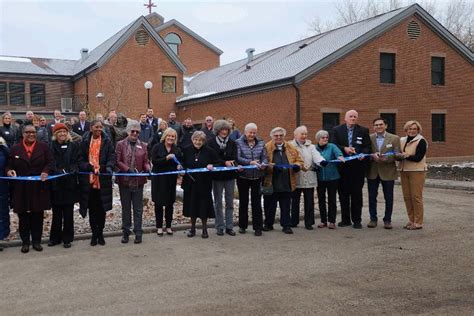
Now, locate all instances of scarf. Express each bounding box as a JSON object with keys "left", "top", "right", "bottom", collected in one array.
[
  {"left": 216, "top": 135, "right": 229, "bottom": 150},
  {"left": 89, "top": 135, "right": 102, "bottom": 189},
  {"left": 23, "top": 140, "right": 36, "bottom": 159}
]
